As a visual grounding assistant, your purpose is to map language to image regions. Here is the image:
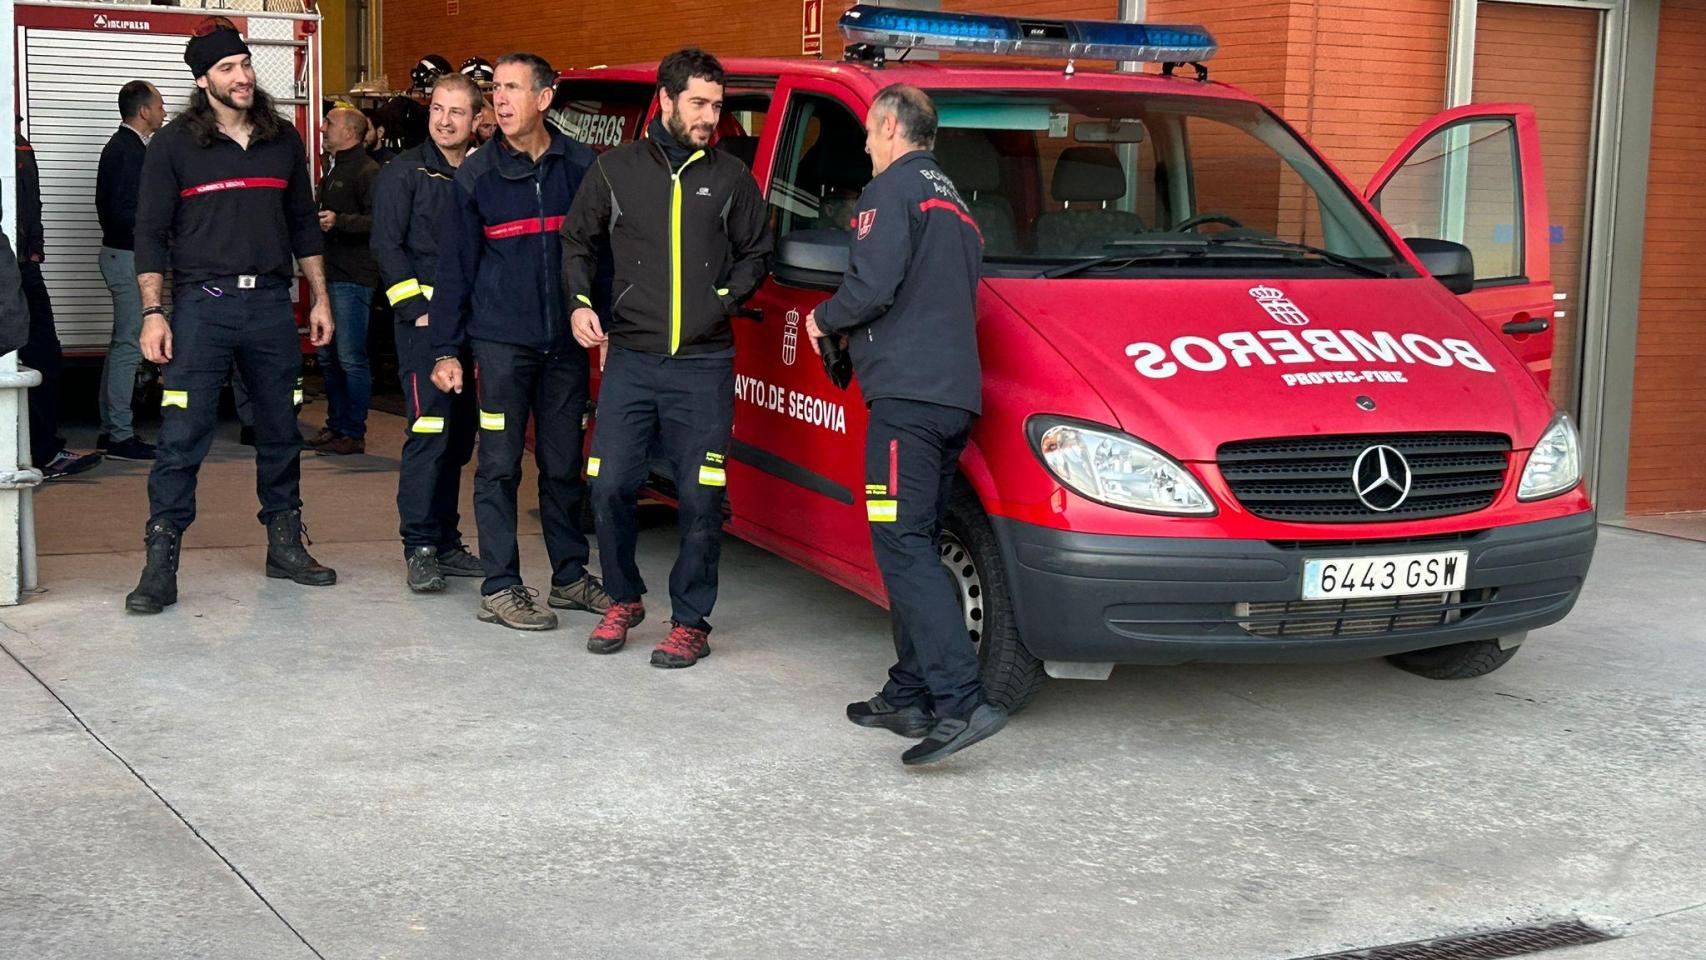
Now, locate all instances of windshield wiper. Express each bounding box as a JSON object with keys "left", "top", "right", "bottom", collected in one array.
[
  {"left": 1201, "top": 235, "right": 1398, "bottom": 279},
  {"left": 1039, "top": 238, "right": 1214, "bottom": 279}
]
